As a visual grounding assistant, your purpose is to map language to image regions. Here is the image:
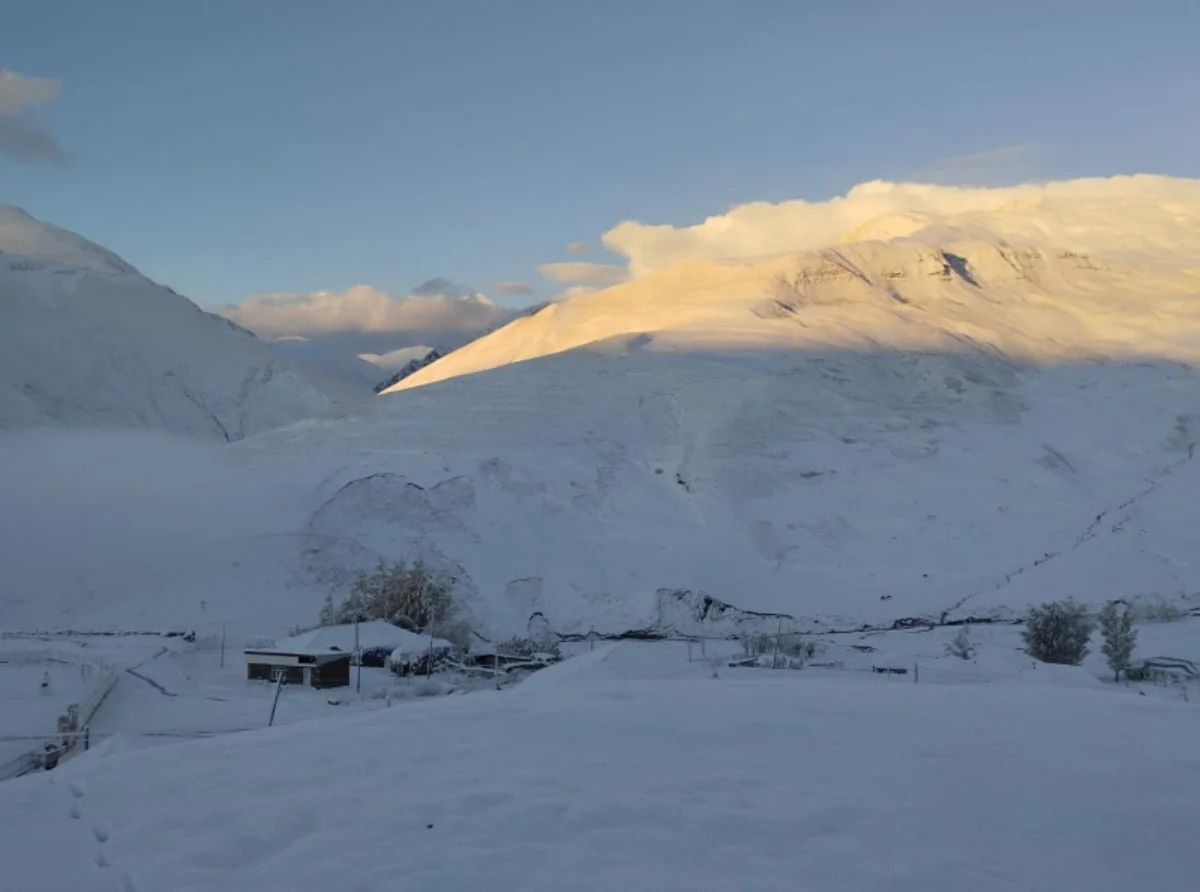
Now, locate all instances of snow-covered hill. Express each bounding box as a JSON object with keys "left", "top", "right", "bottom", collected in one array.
[
  {"left": 2, "top": 178, "right": 1200, "bottom": 640},
  {"left": 0, "top": 205, "right": 347, "bottom": 440}
]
